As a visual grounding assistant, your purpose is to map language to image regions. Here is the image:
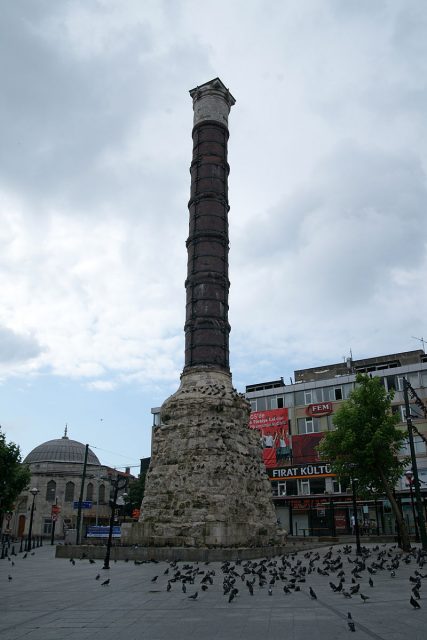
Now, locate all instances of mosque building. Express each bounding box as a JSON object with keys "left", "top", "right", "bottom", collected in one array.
[{"left": 3, "top": 429, "right": 132, "bottom": 542}]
